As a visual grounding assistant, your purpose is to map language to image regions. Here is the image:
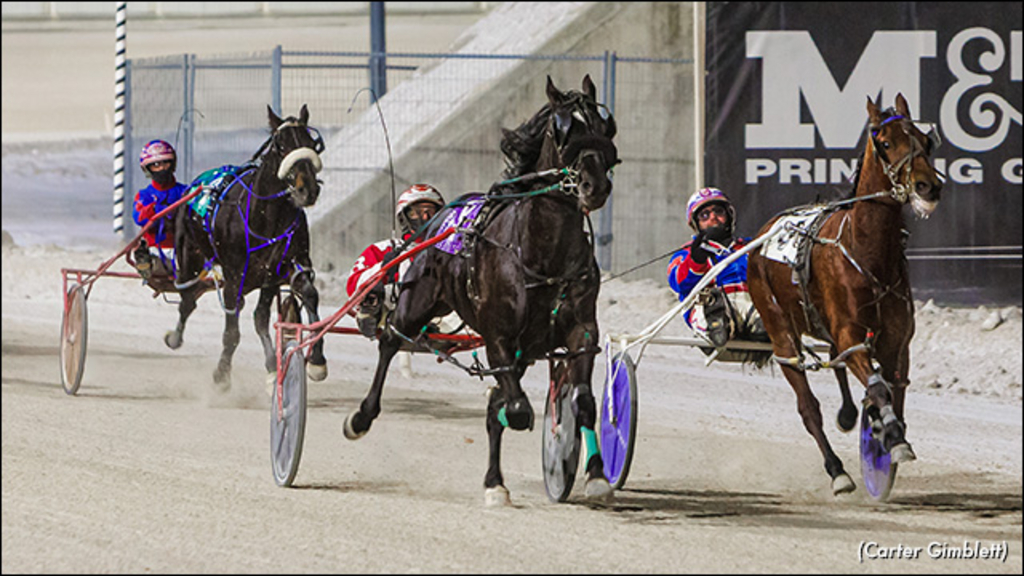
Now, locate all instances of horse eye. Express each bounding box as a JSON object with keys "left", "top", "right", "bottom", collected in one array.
[{"left": 882, "top": 141, "right": 891, "bottom": 150}]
